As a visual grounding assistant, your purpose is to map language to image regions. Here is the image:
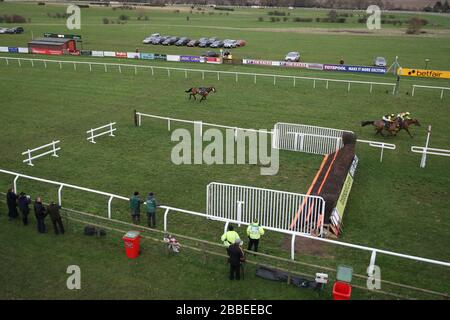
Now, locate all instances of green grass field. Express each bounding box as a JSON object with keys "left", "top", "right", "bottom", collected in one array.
[{"left": 0, "top": 2, "right": 449, "bottom": 300}]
